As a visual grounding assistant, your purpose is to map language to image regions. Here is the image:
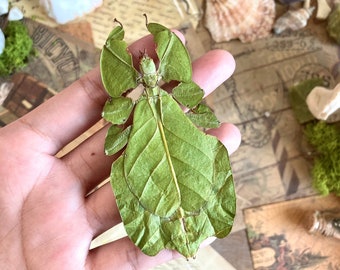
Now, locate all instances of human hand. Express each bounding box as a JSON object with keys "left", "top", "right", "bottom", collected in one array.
[{"left": 0, "top": 32, "right": 240, "bottom": 269}]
